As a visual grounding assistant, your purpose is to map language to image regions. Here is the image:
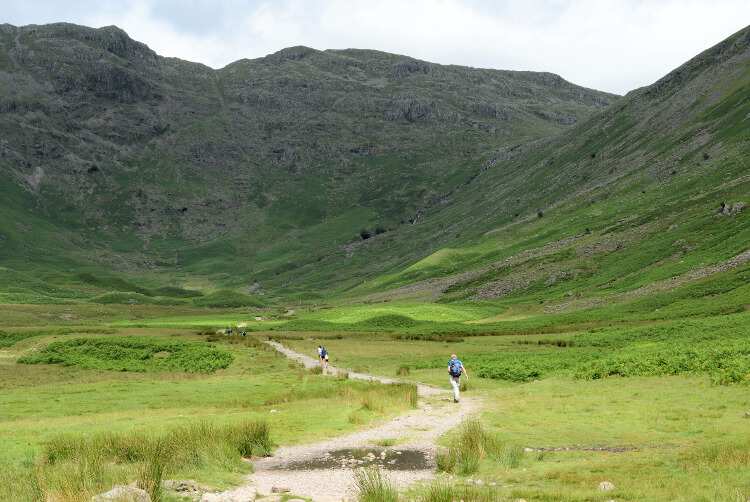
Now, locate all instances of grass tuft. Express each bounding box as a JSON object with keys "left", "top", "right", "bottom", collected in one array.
[
  {"left": 354, "top": 467, "right": 399, "bottom": 502},
  {"left": 437, "top": 420, "right": 519, "bottom": 476},
  {"left": 396, "top": 365, "right": 410, "bottom": 376},
  {"left": 37, "top": 420, "right": 272, "bottom": 501}
]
